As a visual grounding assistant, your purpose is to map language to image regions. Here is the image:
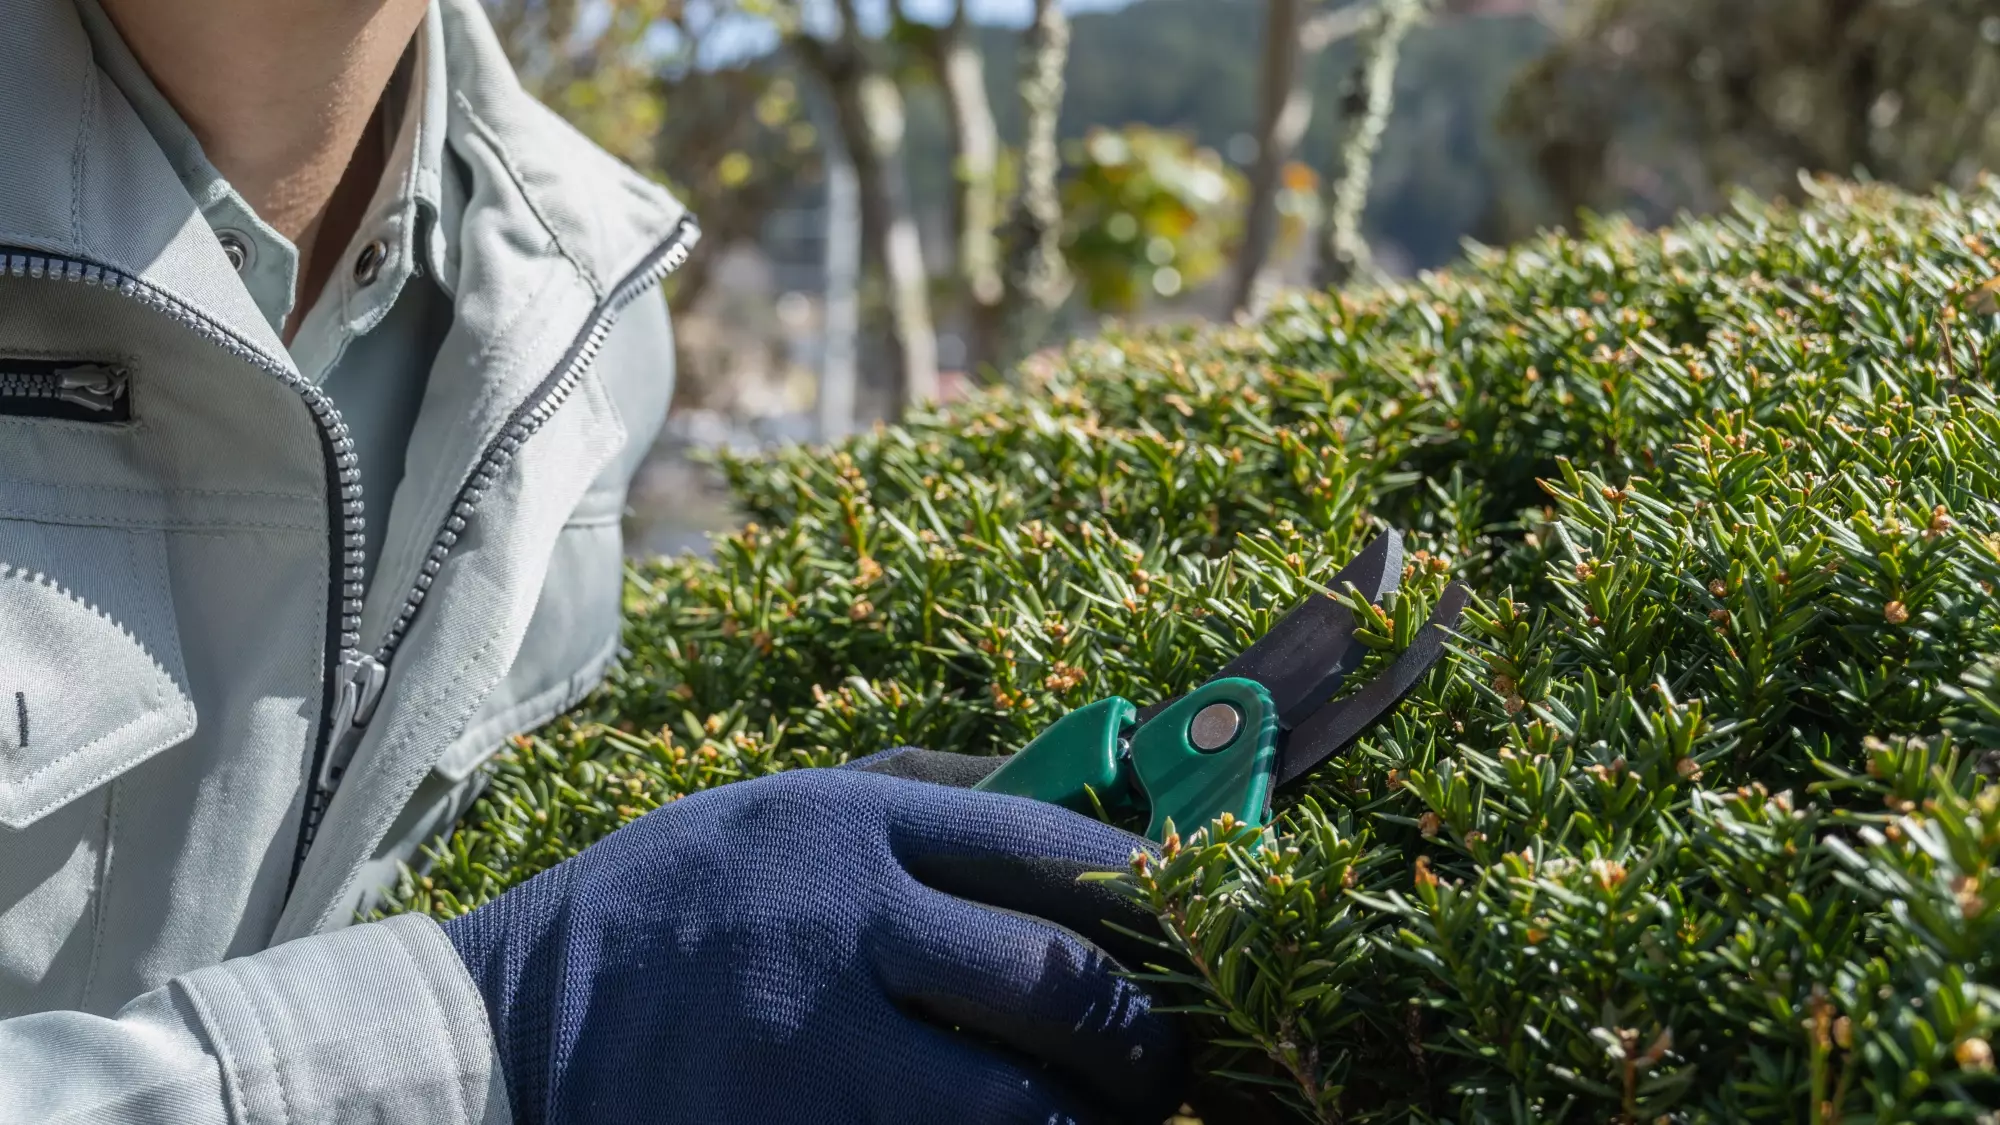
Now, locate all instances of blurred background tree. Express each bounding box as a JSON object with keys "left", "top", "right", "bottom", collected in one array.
[
  {"left": 1061, "top": 126, "right": 1246, "bottom": 312},
  {"left": 892, "top": 0, "right": 1076, "bottom": 377},
  {"left": 468, "top": 0, "right": 2000, "bottom": 553},
  {"left": 1505, "top": 0, "right": 2000, "bottom": 221},
  {"left": 790, "top": 0, "right": 942, "bottom": 412},
  {"left": 485, "top": 0, "right": 677, "bottom": 169}
]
